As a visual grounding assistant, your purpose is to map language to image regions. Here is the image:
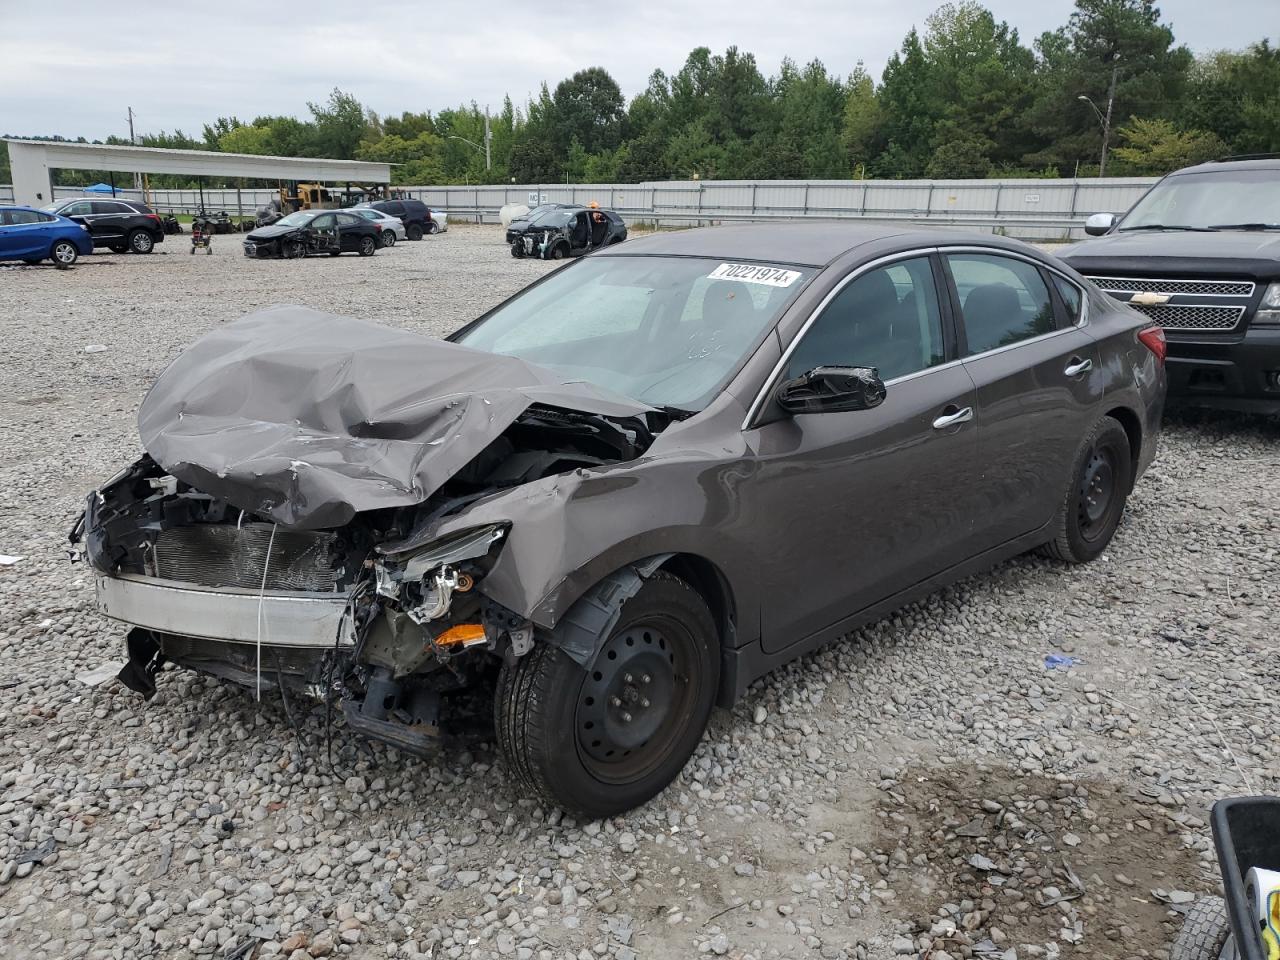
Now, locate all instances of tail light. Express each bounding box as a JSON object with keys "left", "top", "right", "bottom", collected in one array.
[
  {"left": 1137, "top": 325, "right": 1166, "bottom": 365},
  {"left": 145, "top": 214, "right": 161, "bottom": 224}
]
